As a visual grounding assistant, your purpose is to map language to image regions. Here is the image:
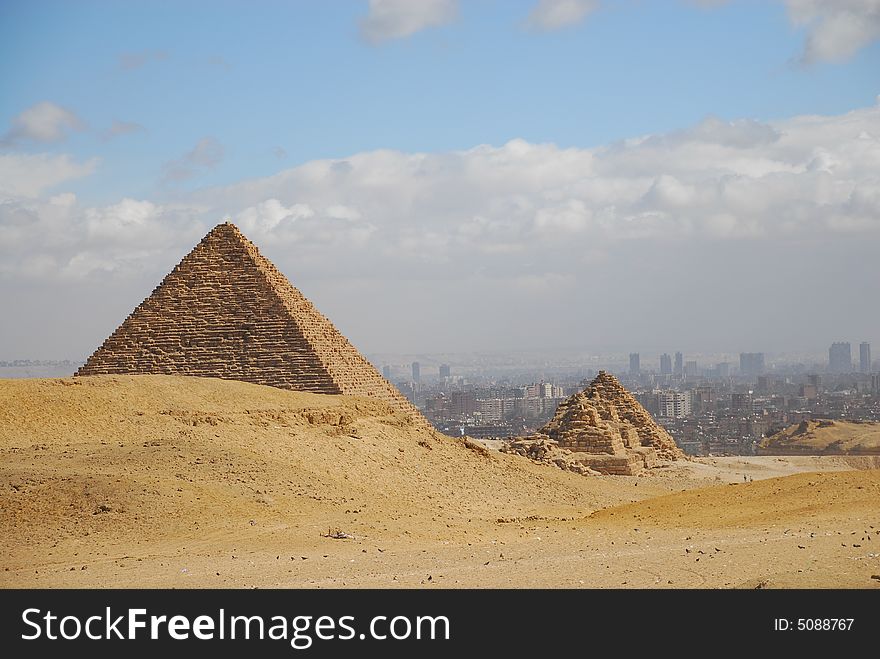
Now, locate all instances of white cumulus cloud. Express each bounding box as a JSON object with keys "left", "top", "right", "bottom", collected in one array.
[
  {"left": 0, "top": 153, "right": 98, "bottom": 199},
  {"left": 786, "top": 0, "right": 880, "bottom": 63},
  {"left": 2, "top": 101, "right": 879, "bottom": 354},
  {"left": 101, "top": 120, "right": 145, "bottom": 141},
  {"left": 360, "top": 0, "right": 458, "bottom": 44},
  {"left": 526, "top": 0, "right": 598, "bottom": 31},
  {"left": 2, "top": 102, "right": 84, "bottom": 145},
  {"left": 6, "top": 101, "right": 880, "bottom": 272},
  {"left": 161, "top": 137, "right": 225, "bottom": 184}
]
